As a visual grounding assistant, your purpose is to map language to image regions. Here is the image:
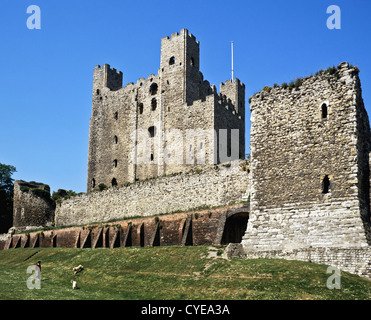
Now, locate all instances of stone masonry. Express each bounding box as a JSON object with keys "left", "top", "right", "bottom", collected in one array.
[
  {"left": 13, "top": 180, "right": 55, "bottom": 231},
  {"left": 241, "top": 62, "right": 371, "bottom": 251},
  {"left": 87, "top": 29, "right": 245, "bottom": 192},
  {"left": 56, "top": 160, "right": 250, "bottom": 227}
]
